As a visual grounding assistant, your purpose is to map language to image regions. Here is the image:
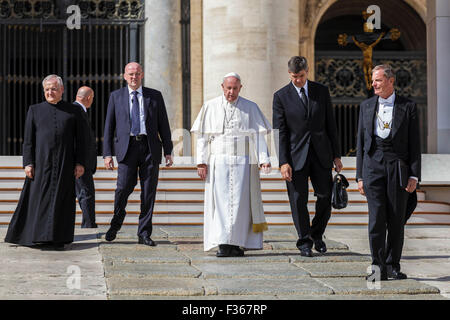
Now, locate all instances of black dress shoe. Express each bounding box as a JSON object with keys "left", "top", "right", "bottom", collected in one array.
[
  {"left": 299, "top": 247, "right": 313, "bottom": 257},
  {"left": 390, "top": 269, "right": 407, "bottom": 280},
  {"left": 138, "top": 236, "right": 156, "bottom": 246},
  {"left": 105, "top": 228, "right": 117, "bottom": 242},
  {"left": 229, "top": 246, "right": 244, "bottom": 257},
  {"left": 314, "top": 239, "right": 327, "bottom": 253},
  {"left": 216, "top": 244, "right": 231, "bottom": 257}
]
